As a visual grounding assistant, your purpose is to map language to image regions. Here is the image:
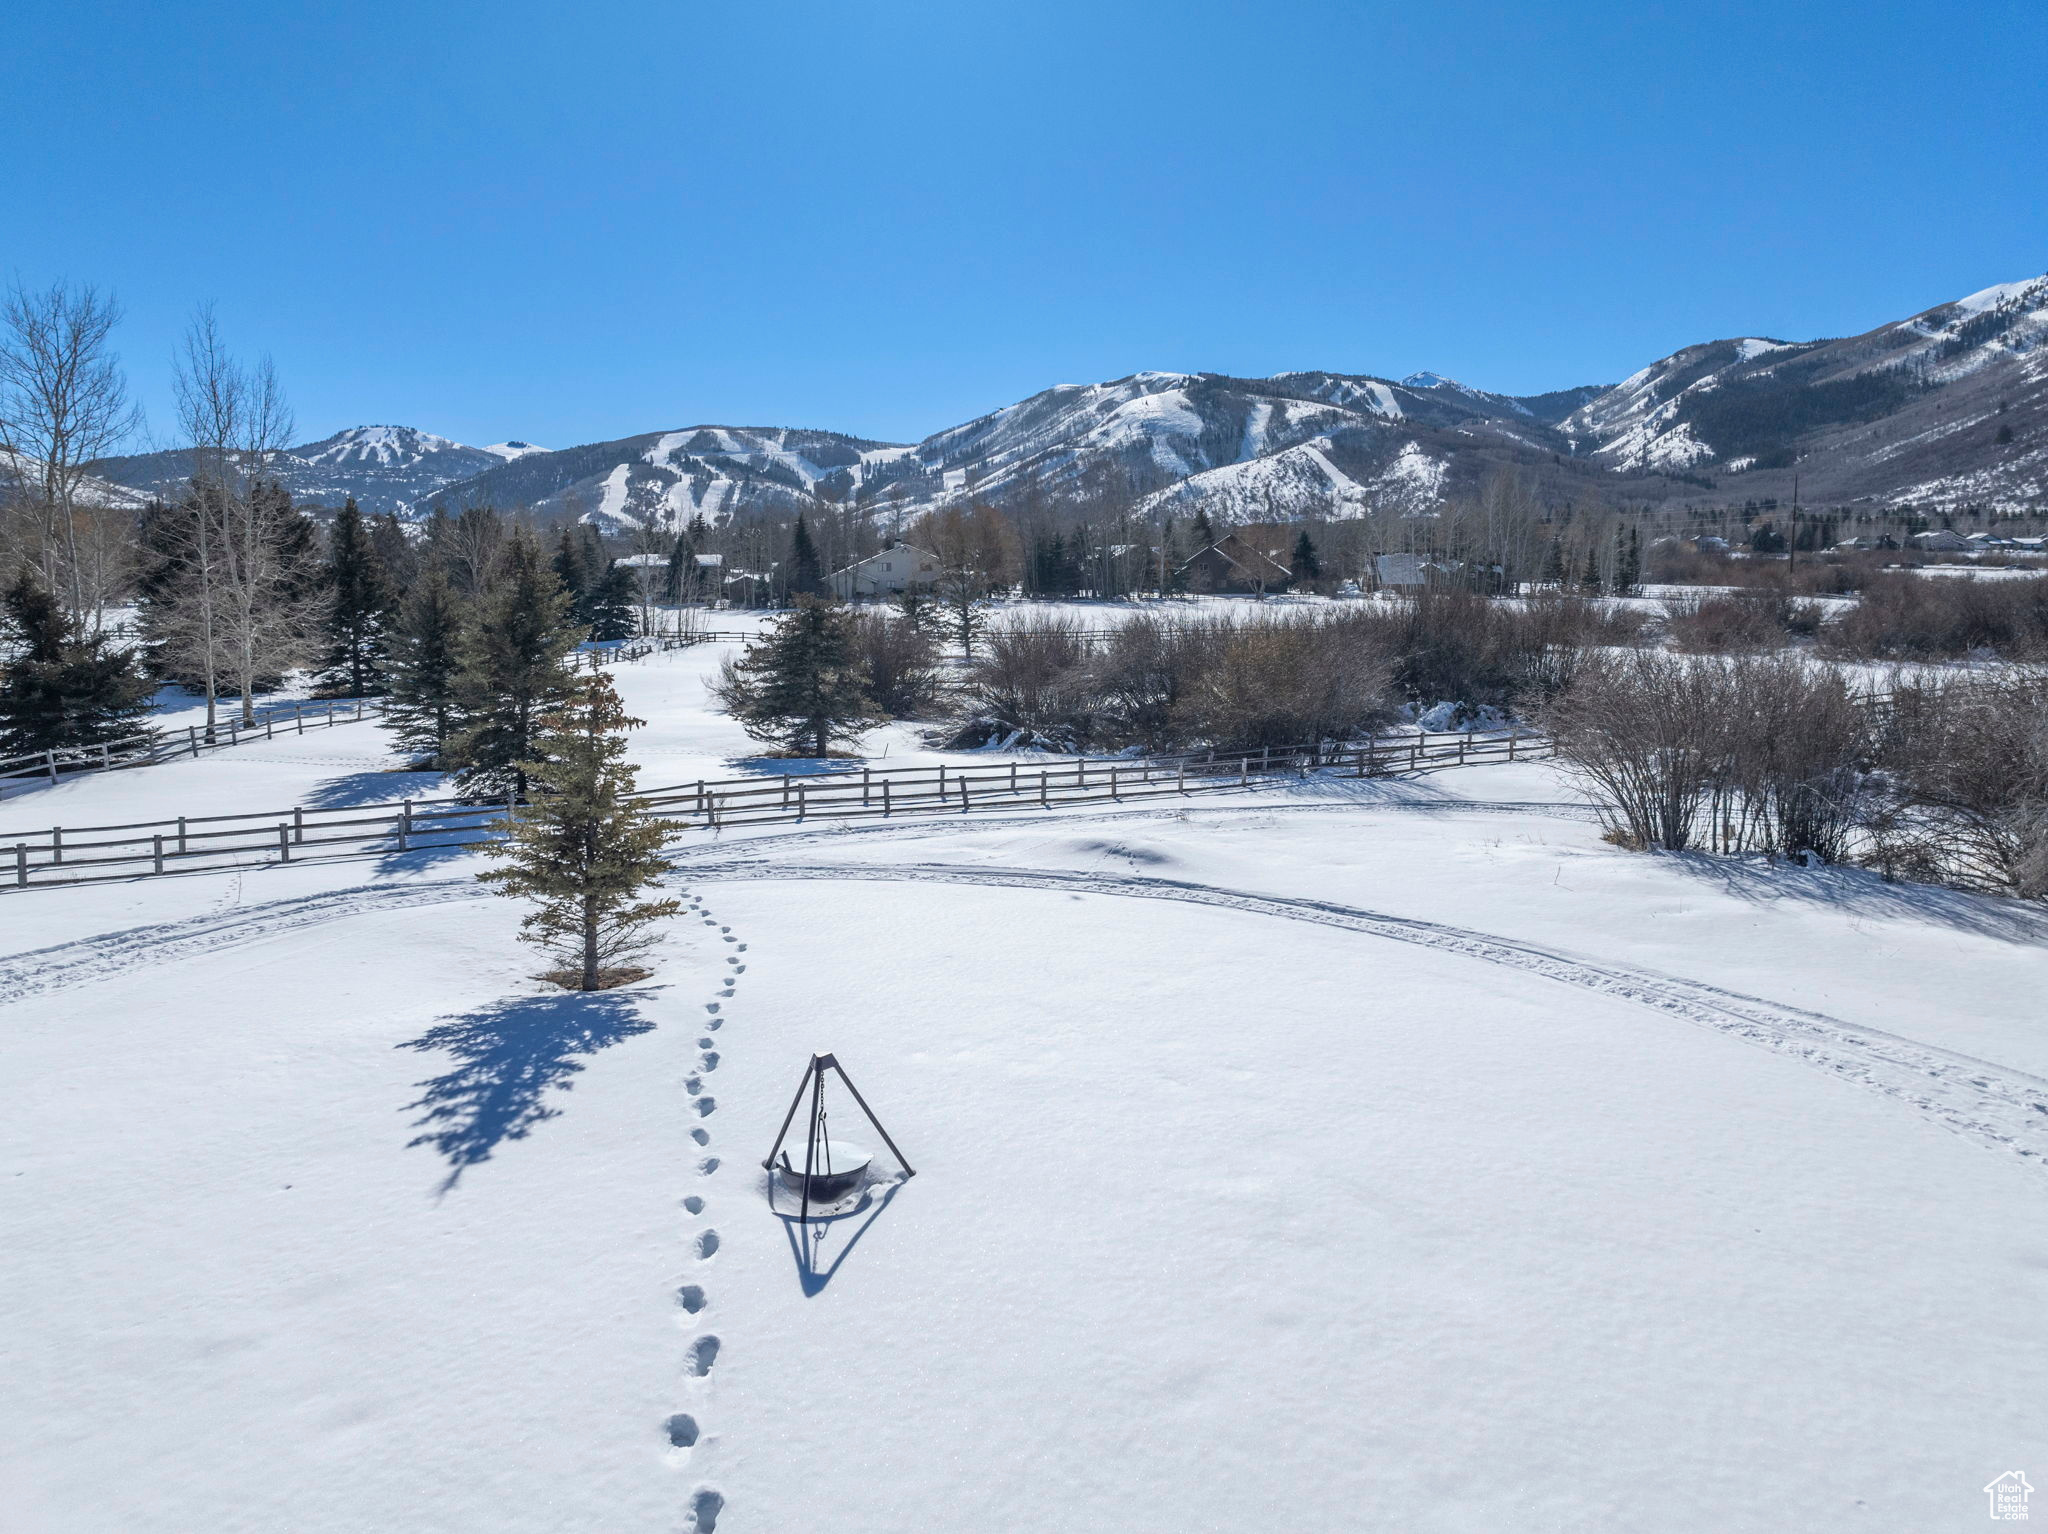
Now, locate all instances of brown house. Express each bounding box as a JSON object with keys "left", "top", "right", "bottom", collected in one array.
[{"left": 1178, "top": 534, "right": 1293, "bottom": 595}]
